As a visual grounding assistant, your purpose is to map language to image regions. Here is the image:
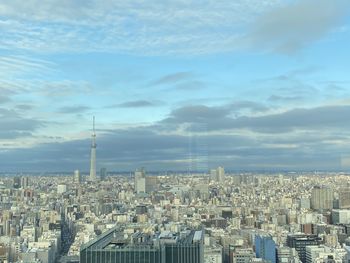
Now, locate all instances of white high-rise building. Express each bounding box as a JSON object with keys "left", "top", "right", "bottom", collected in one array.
[
  {"left": 209, "top": 166, "right": 225, "bottom": 183},
  {"left": 89, "top": 116, "right": 97, "bottom": 181},
  {"left": 217, "top": 166, "right": 225, "bottom": 182},
  {"left": 74, "top": 170, "right": 81, "bottom": 183},
  {"left": 135, "top": 168, "right": 146, "bottom": 194}
]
